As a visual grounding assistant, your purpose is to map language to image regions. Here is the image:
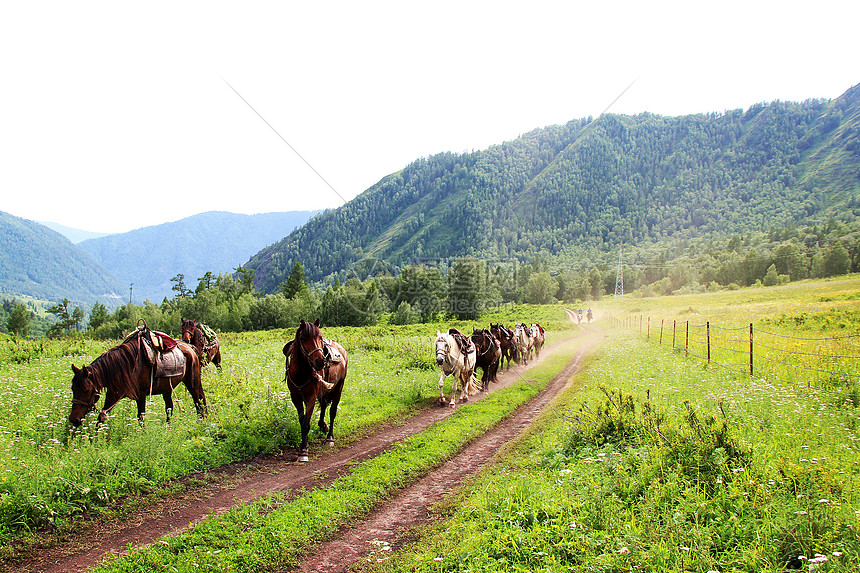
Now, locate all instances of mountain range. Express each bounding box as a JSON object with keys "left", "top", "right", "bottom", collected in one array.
[
  {"left": 0, "top": 211, "right": 317, "bottom": 305},
  {"left": 3, "top": 83, "right": 859, "bottom": 308},
  {"left": 245, "top": 83, "right": 860, "bottom": 291}
]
